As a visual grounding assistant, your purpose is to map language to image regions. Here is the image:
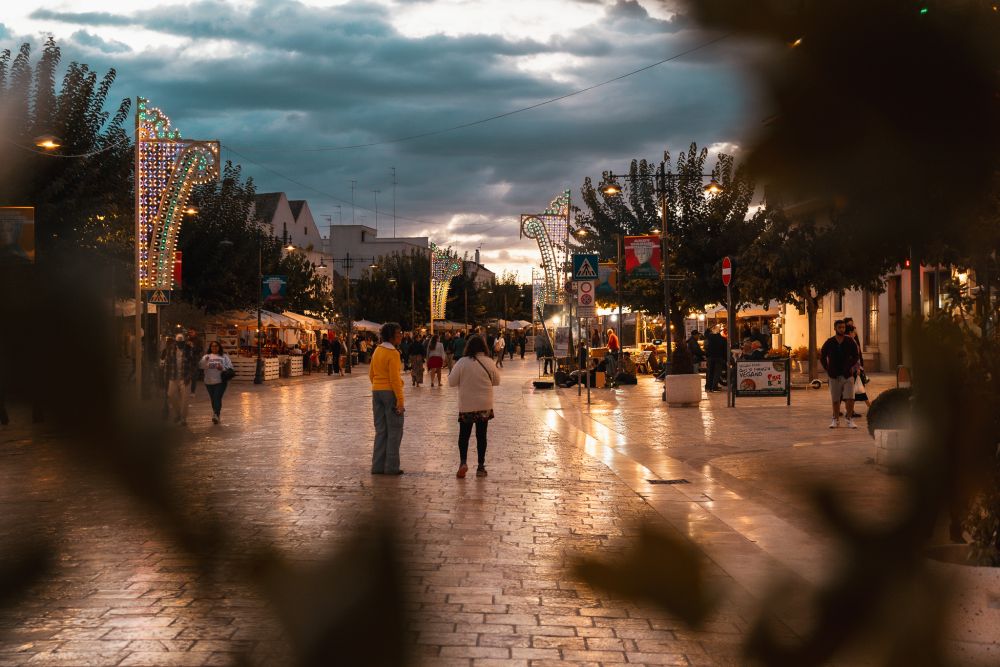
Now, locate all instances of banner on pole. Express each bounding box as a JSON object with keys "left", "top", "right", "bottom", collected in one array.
[
  {"left": 262, "top": 275, "right": 287, "bottom": 303},
  {"left": 595, "top": 263, "right": 617, "bottom": 298},
  {"left": 624, "top": 235, "right": 661, "bottom": 278}
]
